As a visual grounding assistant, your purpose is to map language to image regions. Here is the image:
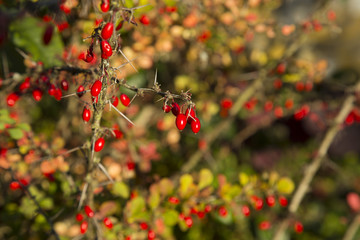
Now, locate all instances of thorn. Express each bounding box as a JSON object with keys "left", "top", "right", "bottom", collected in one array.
[
  {"left": 110, "top": 102, "right": 135, "bottom": 126},
  {"left": 77, "top": 183, "right": 88, "bottom": 211},
  {"left": 97, "top": 163, "right": 114, "bottom": 183},
  {"left": 118, "top": 48, "right": 138, "bottom": 72},
  {"left": 154, "top": 68, "right": 158, "bottom": 85}
]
